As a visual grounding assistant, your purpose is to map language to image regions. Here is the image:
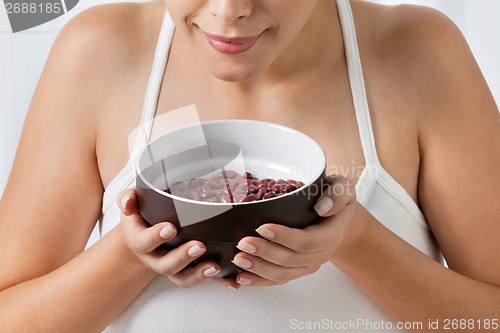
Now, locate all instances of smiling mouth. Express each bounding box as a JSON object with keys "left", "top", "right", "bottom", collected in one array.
[{"left": 203, "top": 31, "right": 262, "bottom": 55}]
